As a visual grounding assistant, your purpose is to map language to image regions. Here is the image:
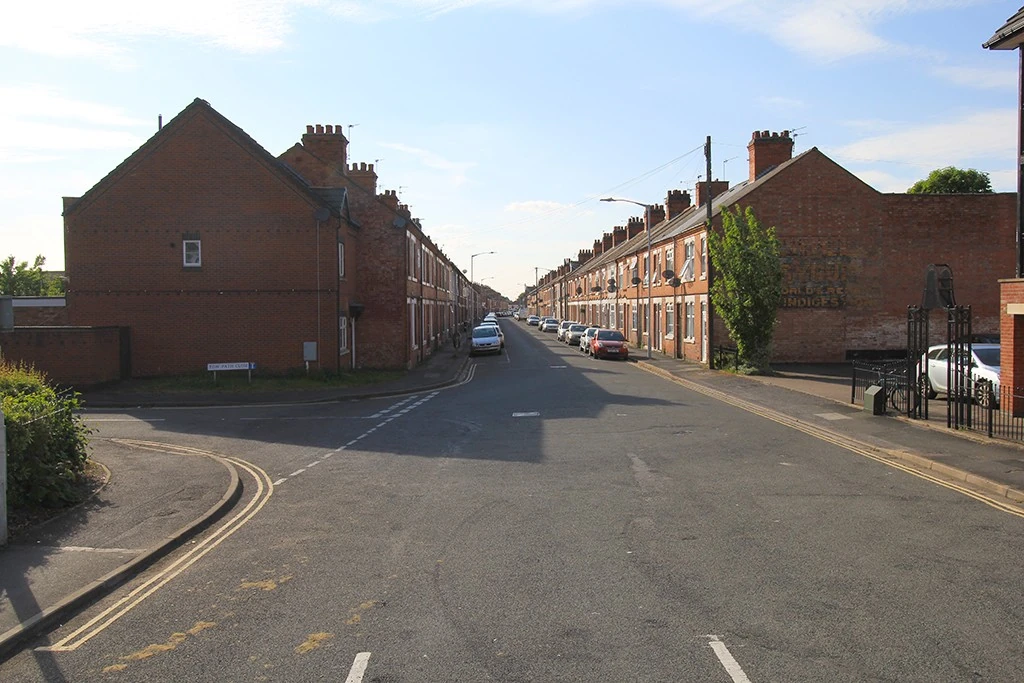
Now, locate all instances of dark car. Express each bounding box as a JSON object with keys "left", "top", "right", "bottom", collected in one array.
[{"left": 590, "top": 329, "right": 628, "bottom": 360}]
